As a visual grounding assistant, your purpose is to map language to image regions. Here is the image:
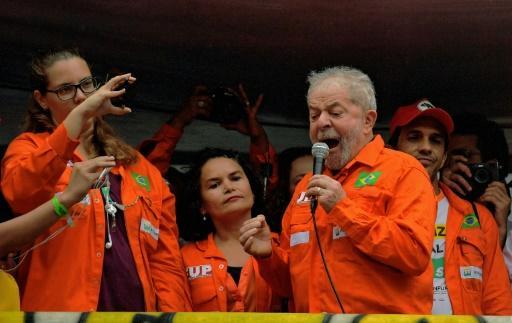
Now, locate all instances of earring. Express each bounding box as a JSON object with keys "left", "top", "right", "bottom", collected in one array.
[
  {"left": 203, "top": 215, "right": 207, "bottom": 221},
  {"left": 200, "top": 209, "right": 207, "bottom": 221}
]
